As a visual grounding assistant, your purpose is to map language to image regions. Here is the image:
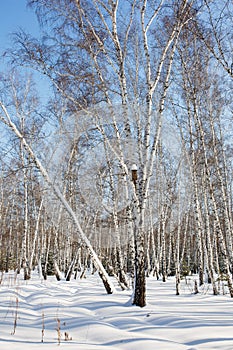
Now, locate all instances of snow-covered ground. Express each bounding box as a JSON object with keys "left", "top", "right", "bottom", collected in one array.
[{"left": 0, "top": 271, "right": 233, "bottom": 350}]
